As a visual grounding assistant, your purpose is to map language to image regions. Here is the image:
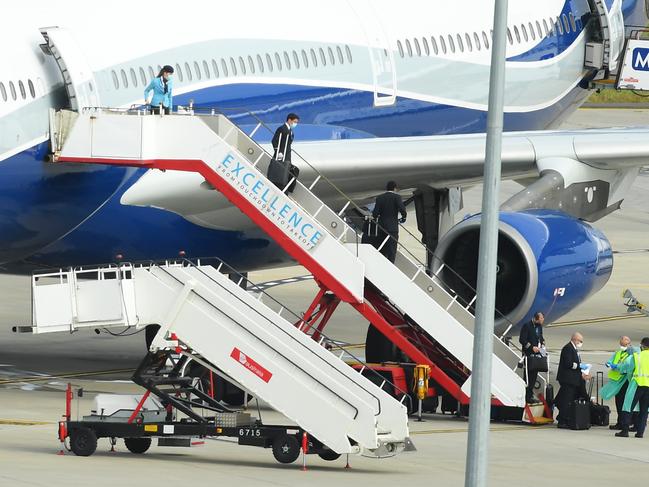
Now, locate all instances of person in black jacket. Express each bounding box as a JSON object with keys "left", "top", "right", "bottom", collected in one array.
[
  {"left": 556, "top": 332, "right": 591, "bottom": 427},
  {"left": 271, "top": 113, "right": 299, "bottom": 163},
  {"left": 519, "top": 312, "right": 546, "bottom": 403},
  {"left": 372, "top": 181, "right": 407, "bottom": 263}
]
